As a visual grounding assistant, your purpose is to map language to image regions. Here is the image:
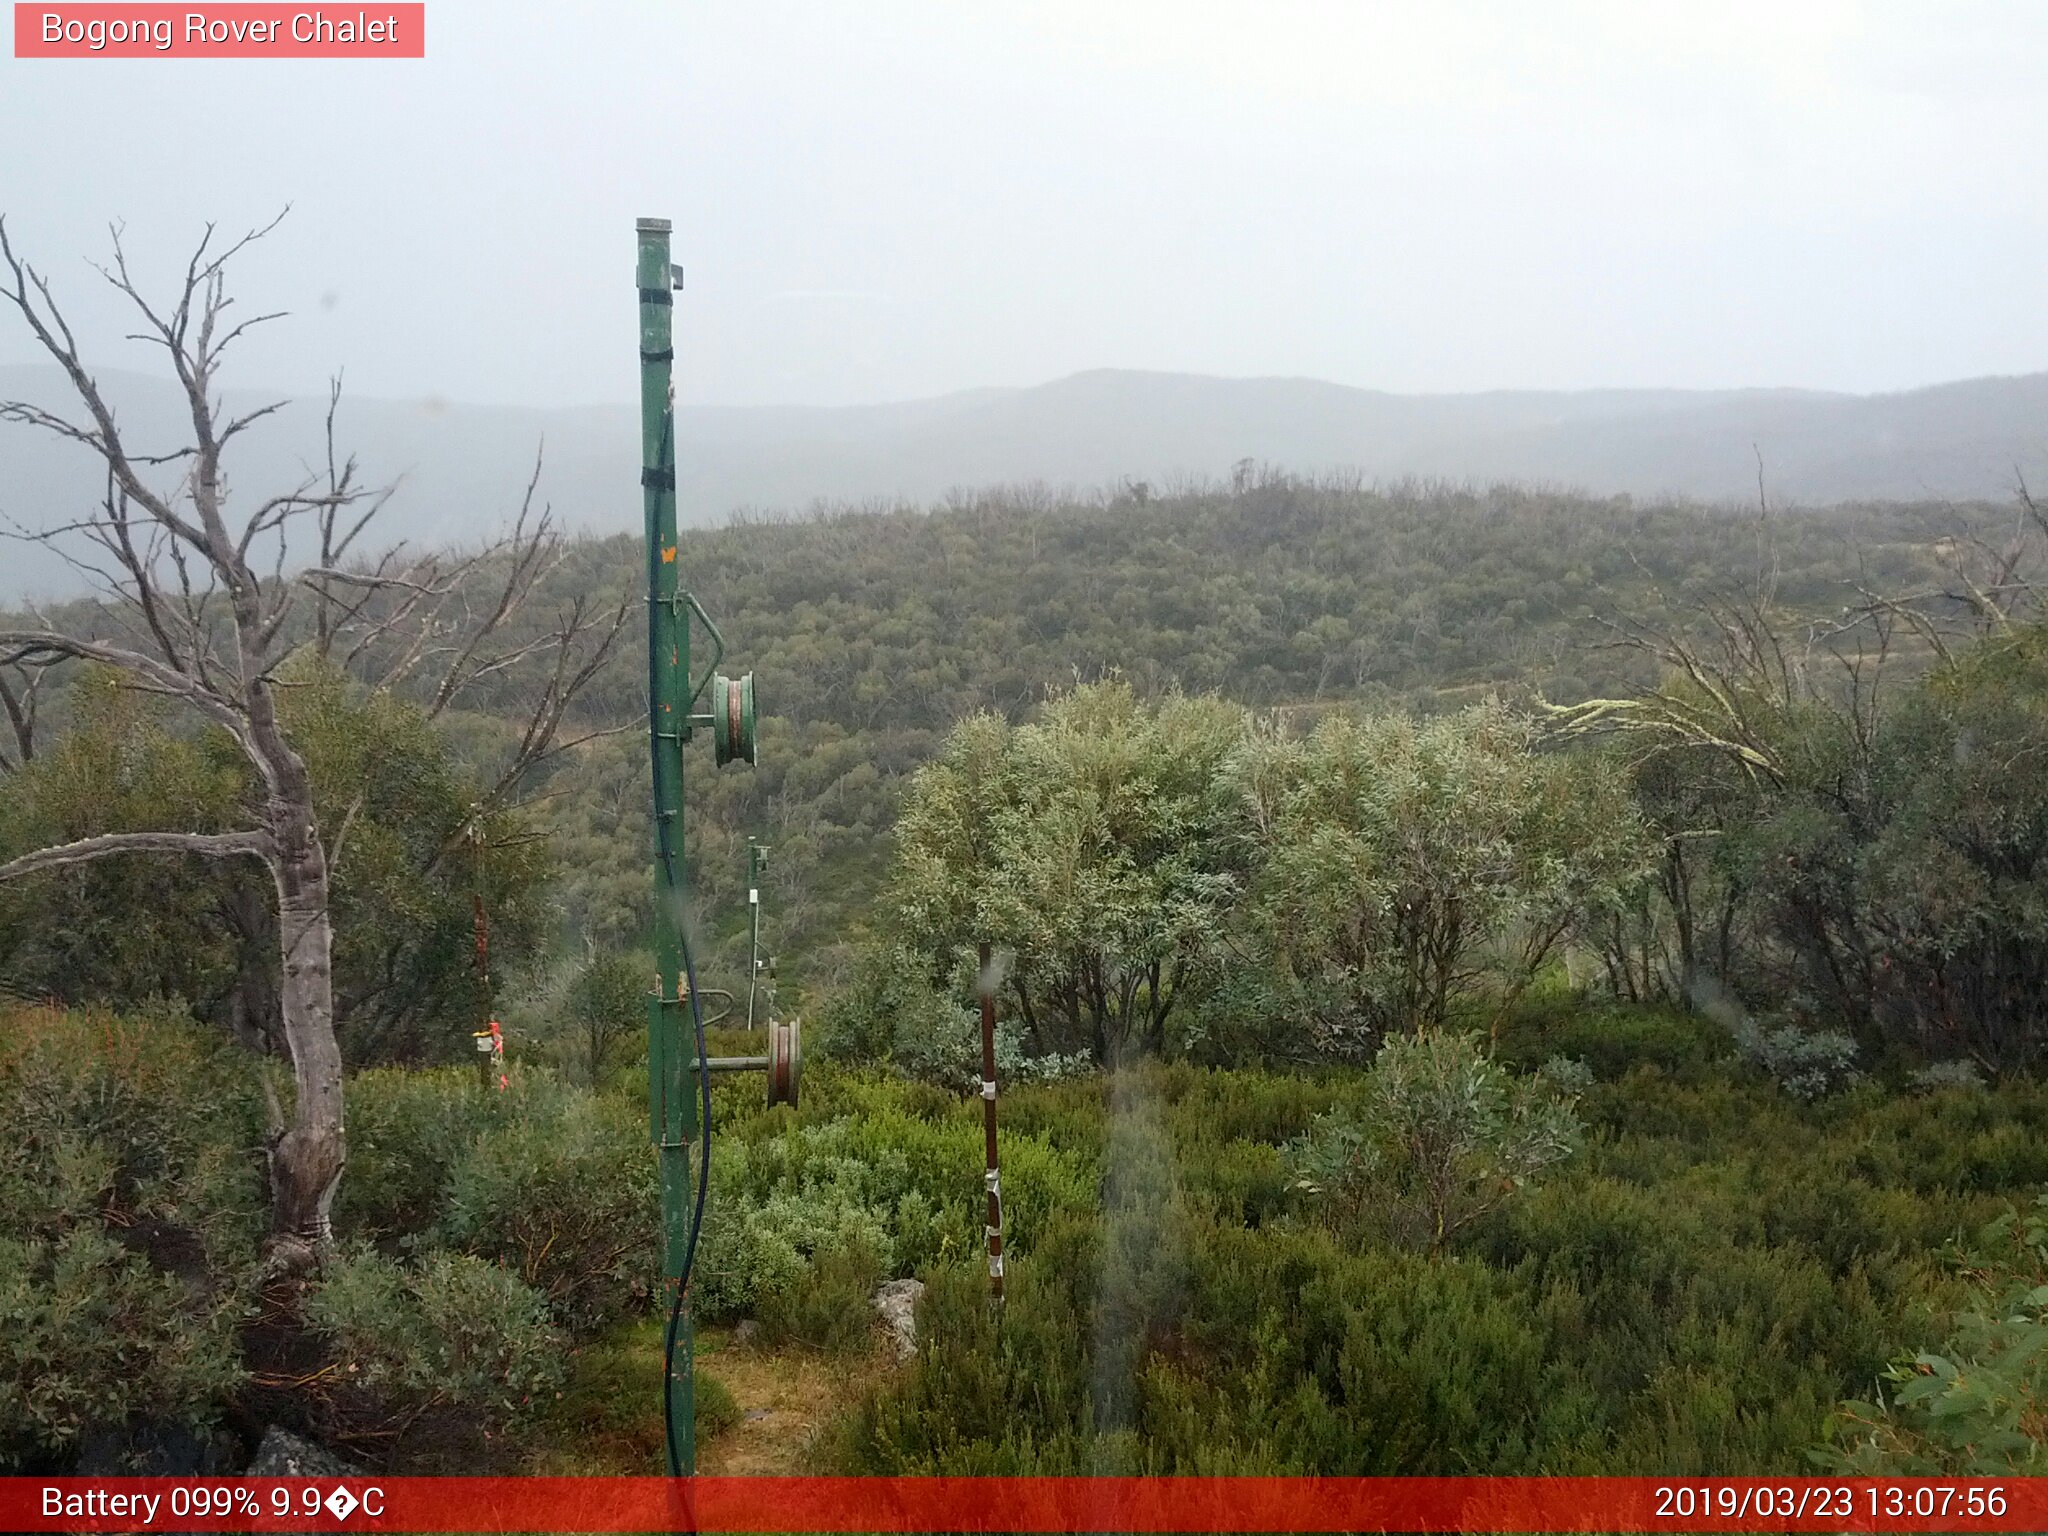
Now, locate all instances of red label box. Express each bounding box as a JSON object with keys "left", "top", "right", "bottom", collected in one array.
[
  {"left": 14, "top": 3, "right": 425, "bottom": 56},
  {"left": 1, "top": 1476, "right": 2041, "bottom": 1533}
]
